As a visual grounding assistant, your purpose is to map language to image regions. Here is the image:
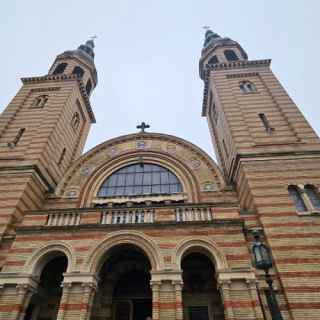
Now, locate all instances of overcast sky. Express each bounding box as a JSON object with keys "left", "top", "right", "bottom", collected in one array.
[{"left": 1, "top": 1, "right": 319, "bottom": 160}]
